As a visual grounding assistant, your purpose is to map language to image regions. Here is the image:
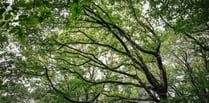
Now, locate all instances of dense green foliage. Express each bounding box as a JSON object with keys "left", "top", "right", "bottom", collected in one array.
[{"left": 0, "top": 0, "right": 208, "bottom": 103}]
